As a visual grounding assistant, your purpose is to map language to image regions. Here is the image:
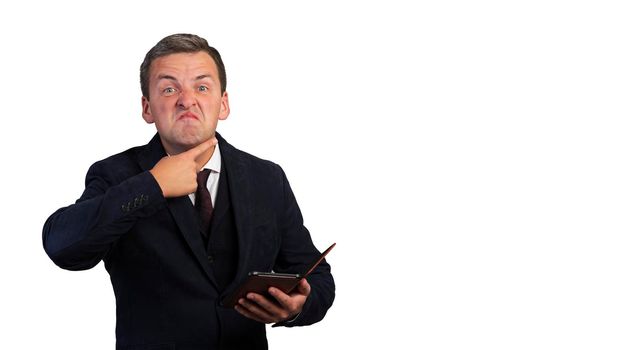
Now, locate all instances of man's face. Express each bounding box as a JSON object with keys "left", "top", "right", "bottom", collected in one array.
[{"left": 142, "top": 51, "right": 229, "bottom": 154}]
